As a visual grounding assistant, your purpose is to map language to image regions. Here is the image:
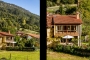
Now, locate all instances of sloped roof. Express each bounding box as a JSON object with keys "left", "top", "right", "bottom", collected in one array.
[
  {"left": 53, "top": 15, "right": 82, "bottom": 24},
  {"left": 28, "top": 33, "right": 40, "bottom": 39},
  {"left": 47, "top": 14, "right": 83, "bottom": 27},
  {"left": 0, "top": 32, "right": 14, "bottom": 36},
  {"left": 0, "top": 34, "right": 3, "bottom": 37}
]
